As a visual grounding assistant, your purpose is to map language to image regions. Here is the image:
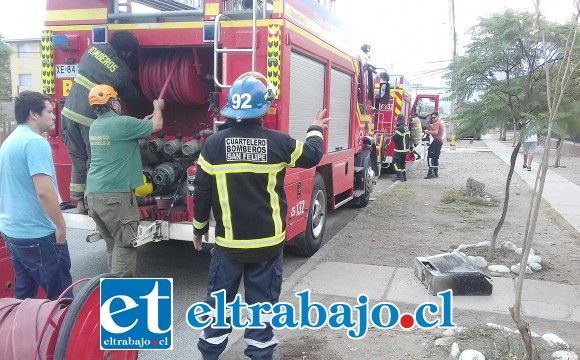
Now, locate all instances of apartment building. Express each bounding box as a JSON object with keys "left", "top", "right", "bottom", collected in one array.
[{"left": 5, "top": 38, "right": 42, "bottom": 95}]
